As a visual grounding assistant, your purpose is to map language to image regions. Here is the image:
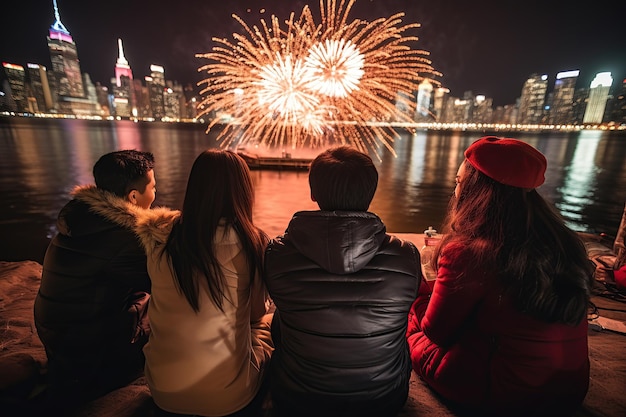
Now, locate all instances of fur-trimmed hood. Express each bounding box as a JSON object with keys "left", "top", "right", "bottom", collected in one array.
[{"left": 73, "top": 185, "right": 180, "bottom": 254}]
